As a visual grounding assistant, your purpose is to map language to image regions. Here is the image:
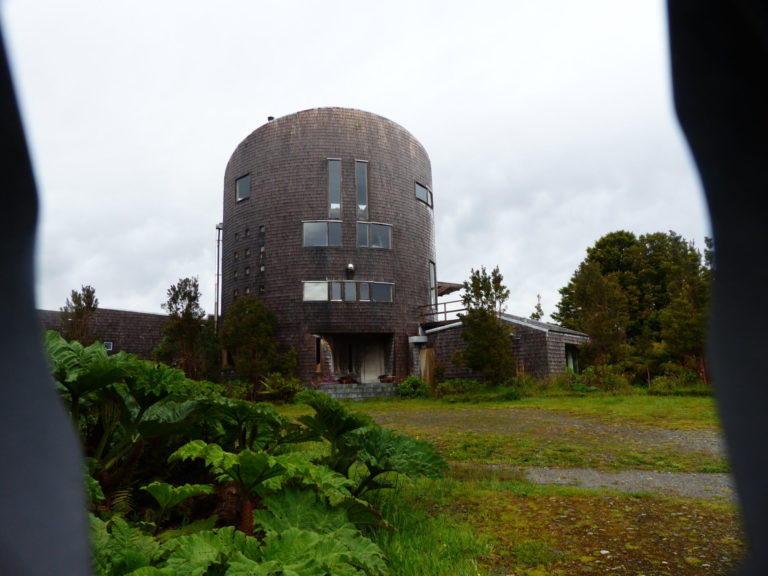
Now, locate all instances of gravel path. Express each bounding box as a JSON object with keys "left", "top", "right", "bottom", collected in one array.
[
  {"left": 368, "top": 405, "right": 735, "bottom": 501},
  {"left": 522, "top": 466, "right": 736, "bottom": 501}
]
